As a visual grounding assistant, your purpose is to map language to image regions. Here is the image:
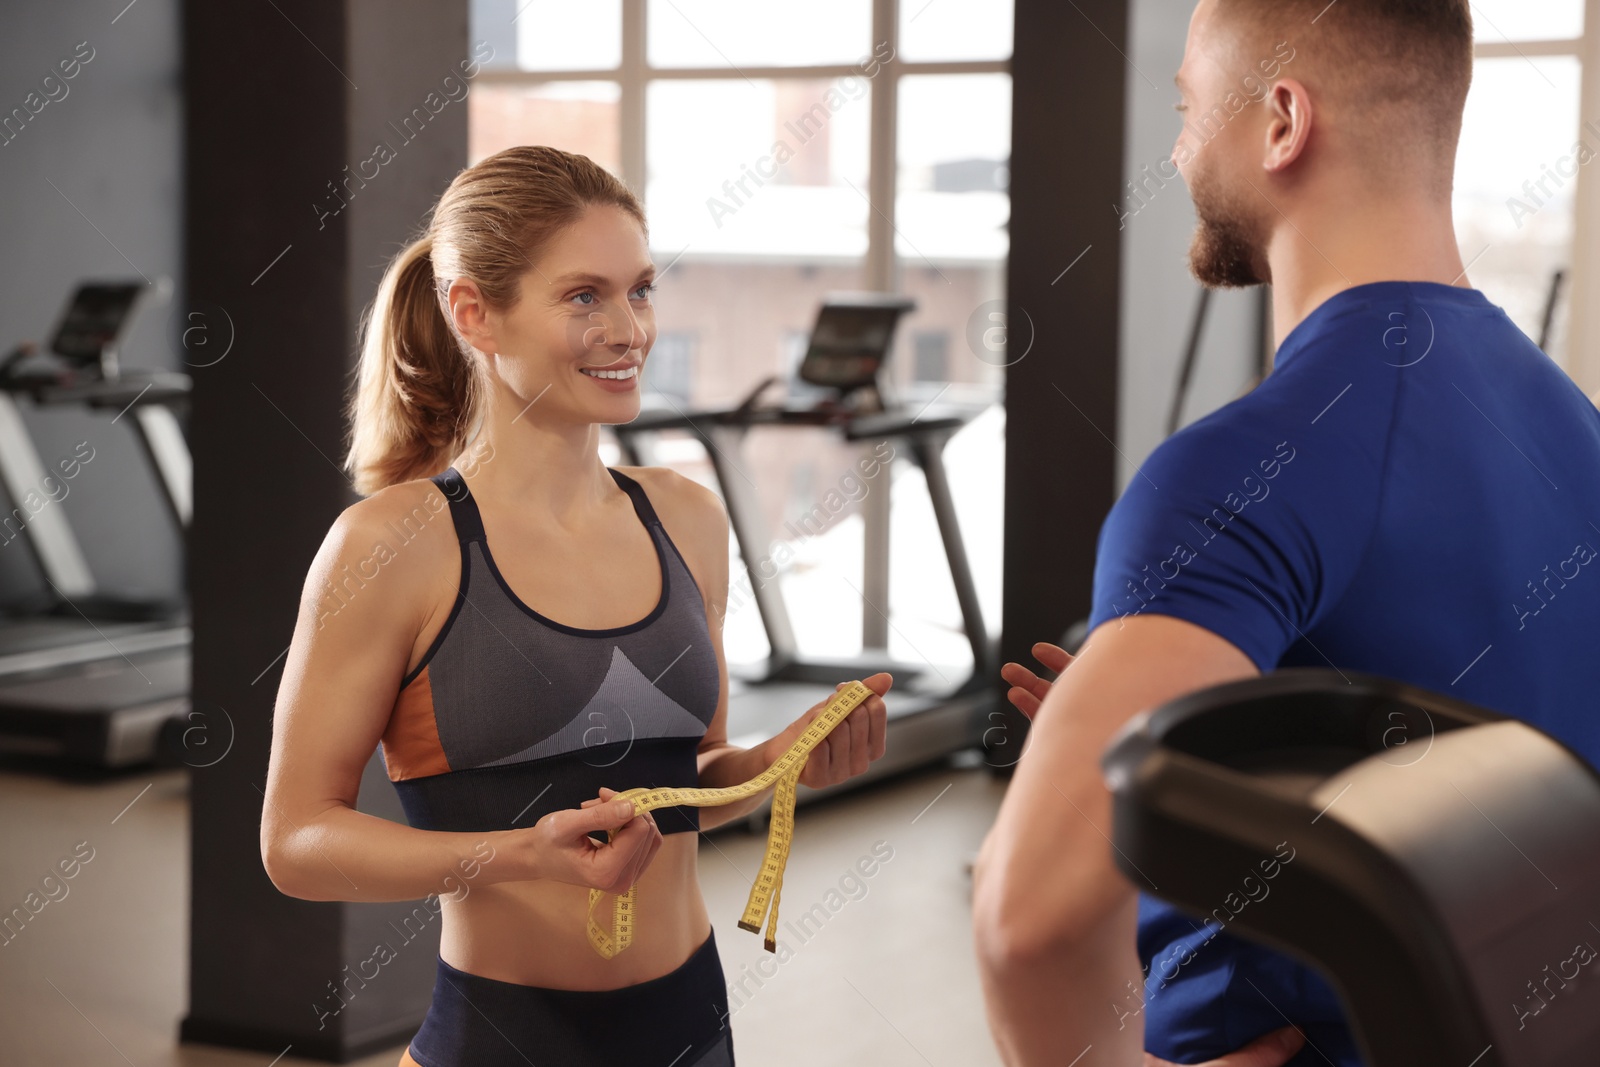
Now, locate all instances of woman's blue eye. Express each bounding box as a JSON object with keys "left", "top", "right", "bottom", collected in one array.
[{"left": 571, "top": 286, "right": 652, "bottom": 305}]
